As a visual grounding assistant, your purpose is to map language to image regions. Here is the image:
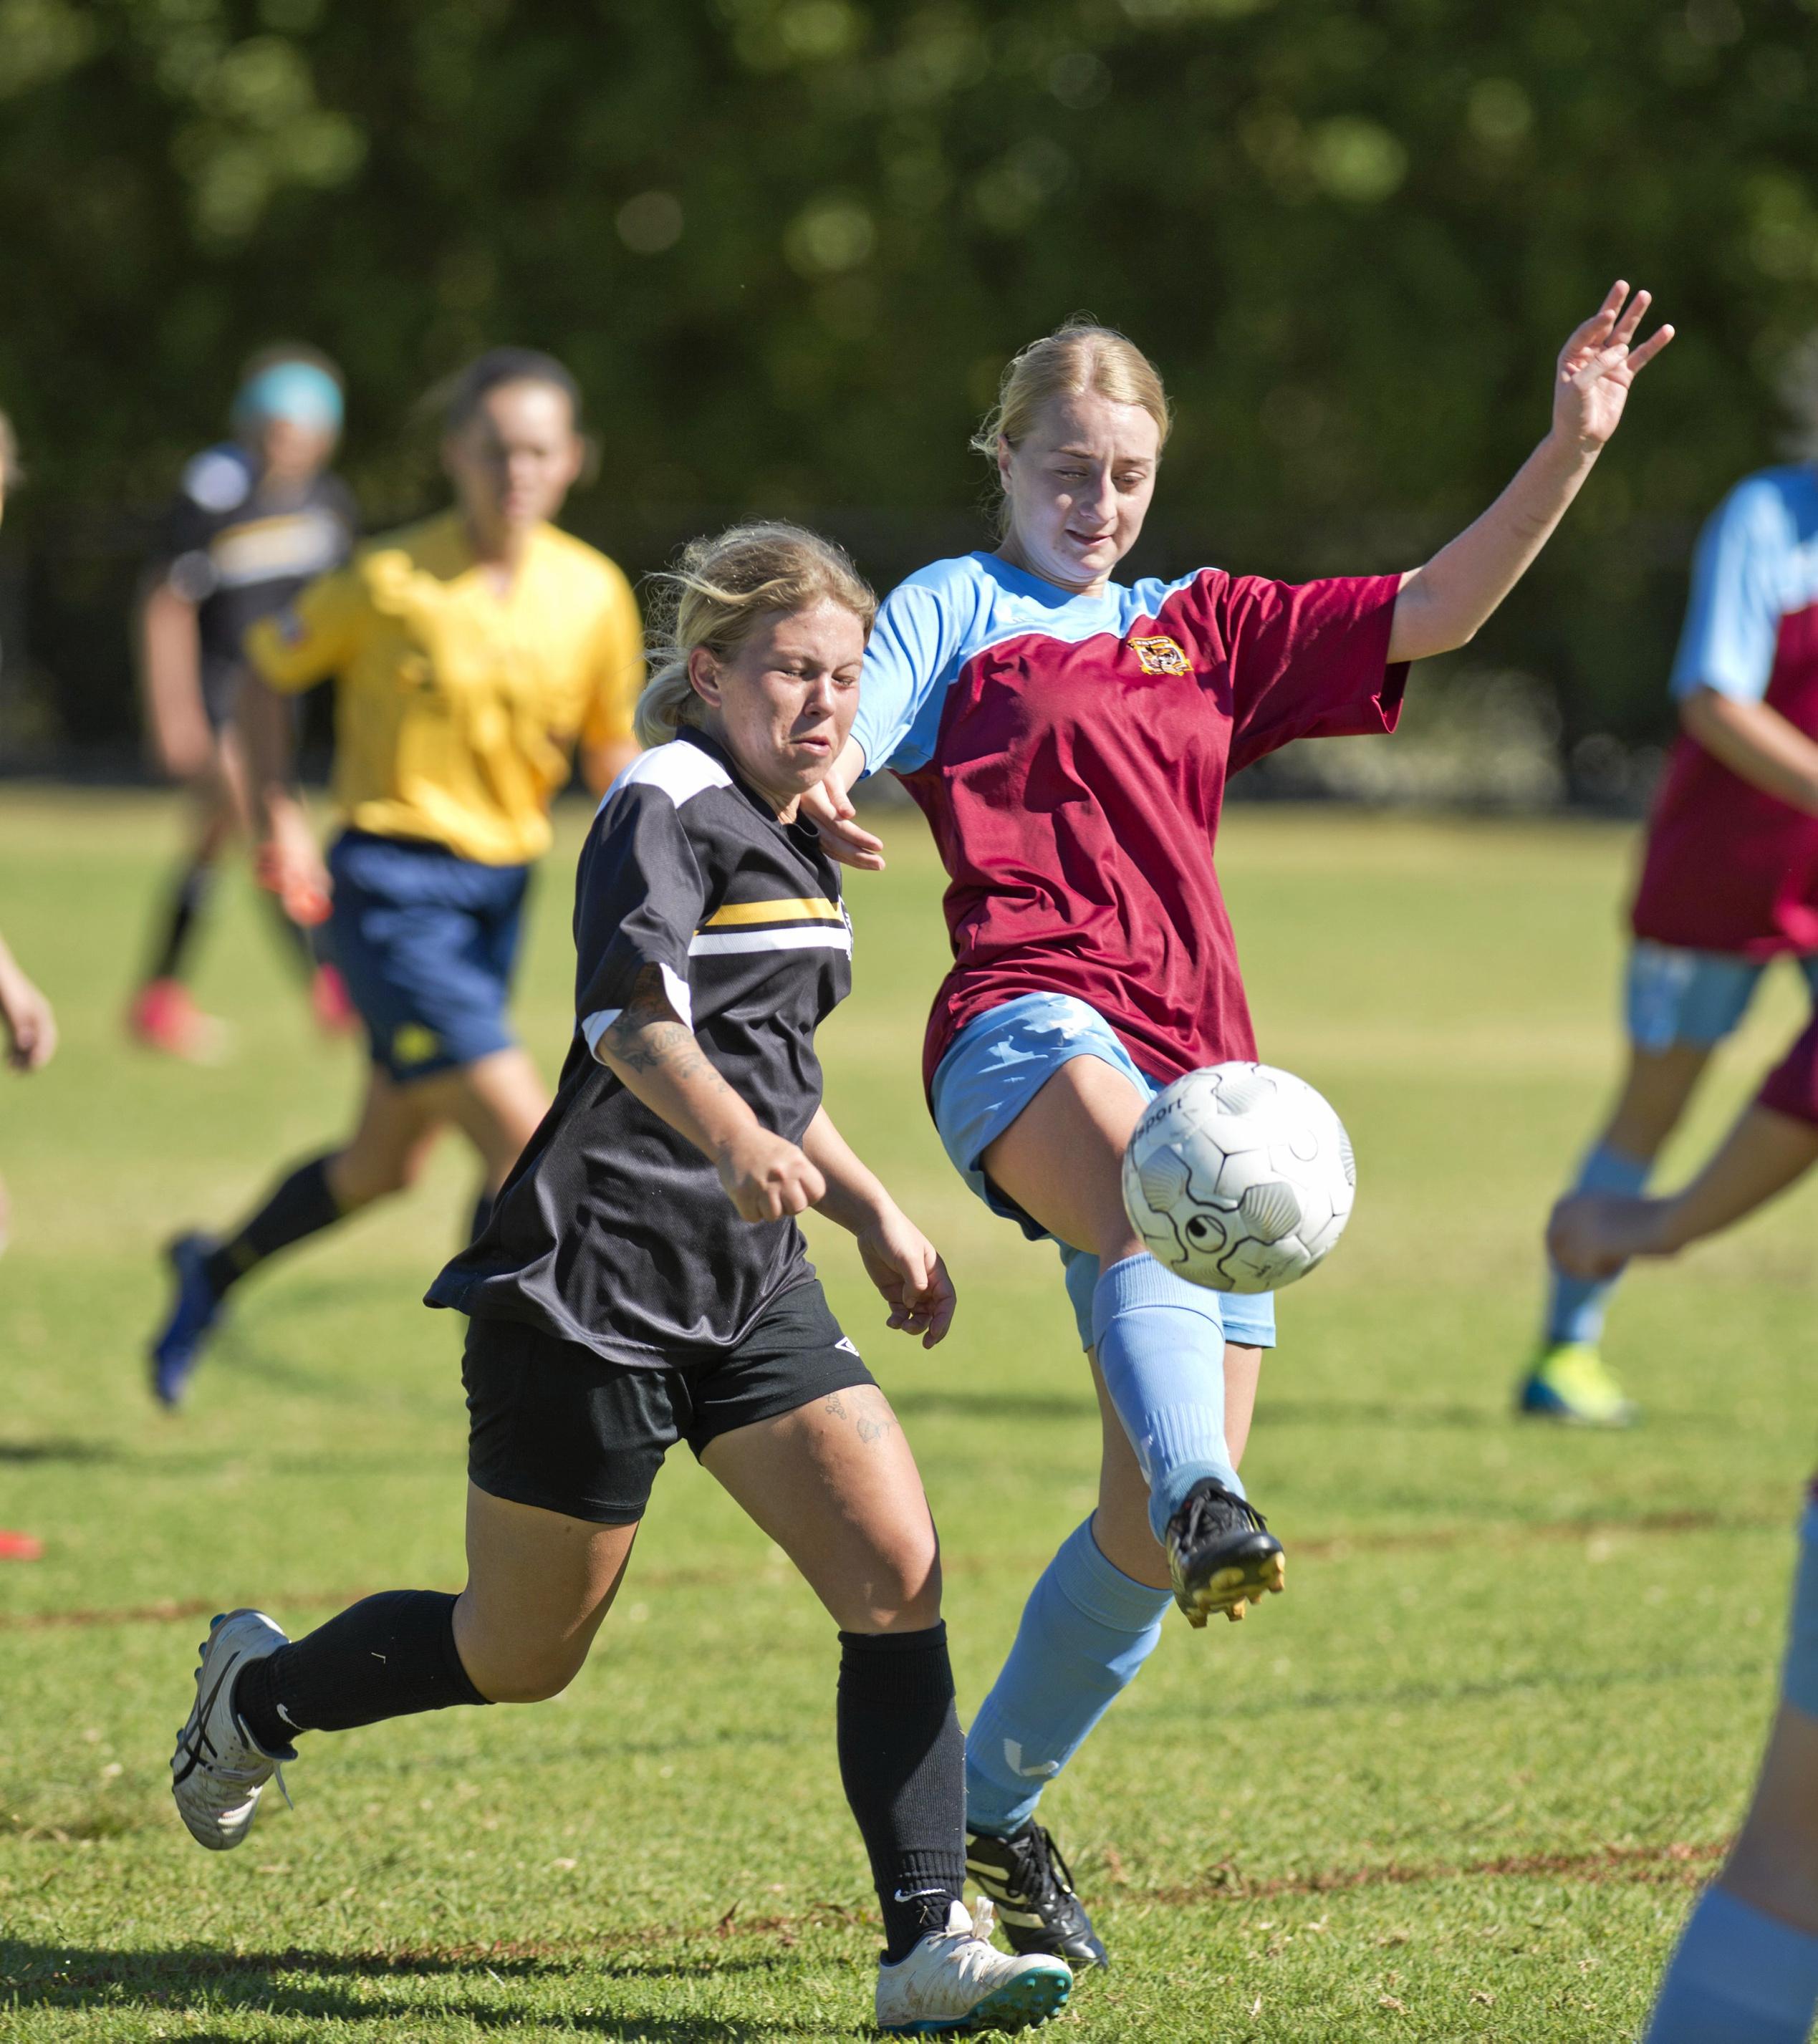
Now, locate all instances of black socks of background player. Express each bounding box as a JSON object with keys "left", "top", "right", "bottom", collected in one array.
[
  {"left": 837, "top": 1624, "right": 968, "bottom": 1964},
  {"left": 202, "top": 1154, "right": 343, "bottom": 1298},
  {"left": 234, "top": 1591, "right": 489, "bottom": 1753},
  {"left": 147, "top": 859, "right": 218, "bottom": 983}
]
